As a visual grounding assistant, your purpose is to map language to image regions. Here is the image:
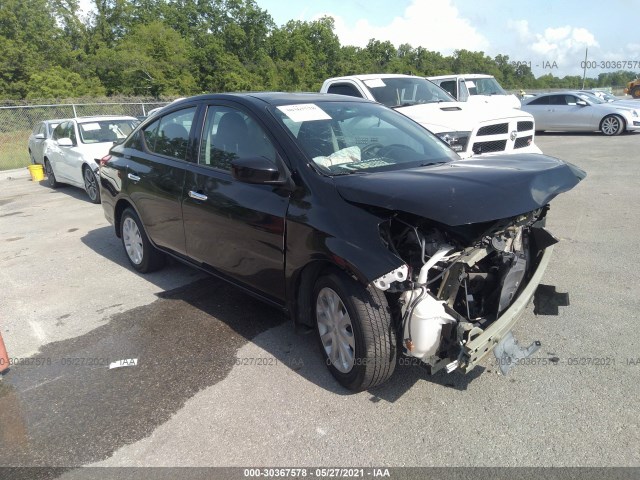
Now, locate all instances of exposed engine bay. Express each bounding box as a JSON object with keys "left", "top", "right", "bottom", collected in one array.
[{"left": 377, "top": 207, "right": 558, "bottom": 373}]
